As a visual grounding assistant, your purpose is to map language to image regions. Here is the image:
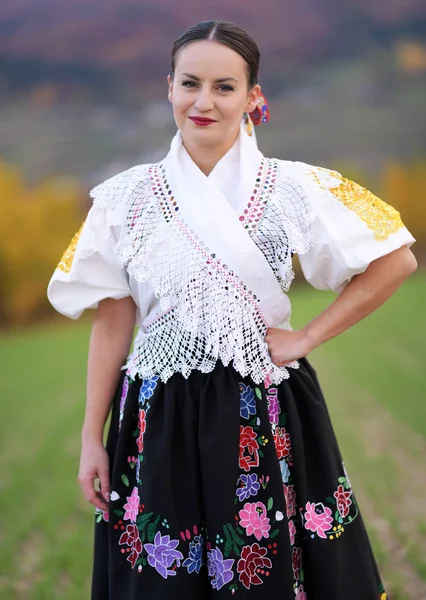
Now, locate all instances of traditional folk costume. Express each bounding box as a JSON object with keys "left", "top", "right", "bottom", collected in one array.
[{"left": 48, "top": 120, "right": 414, "bottom": 599}]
